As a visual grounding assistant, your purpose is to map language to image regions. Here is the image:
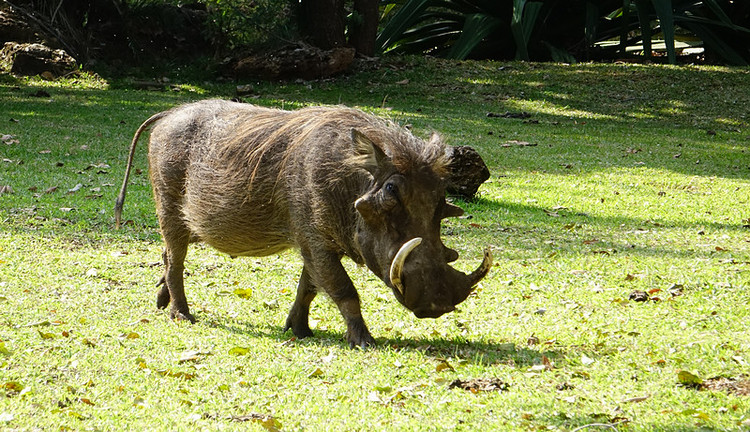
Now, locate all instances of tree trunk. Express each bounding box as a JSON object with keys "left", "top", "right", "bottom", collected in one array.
[
  {"left": 349, "top": 0, "right": 379, "bottom": 56},
  {"left": 299, "top": 0, "right": 345, "bottom": 49}
]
